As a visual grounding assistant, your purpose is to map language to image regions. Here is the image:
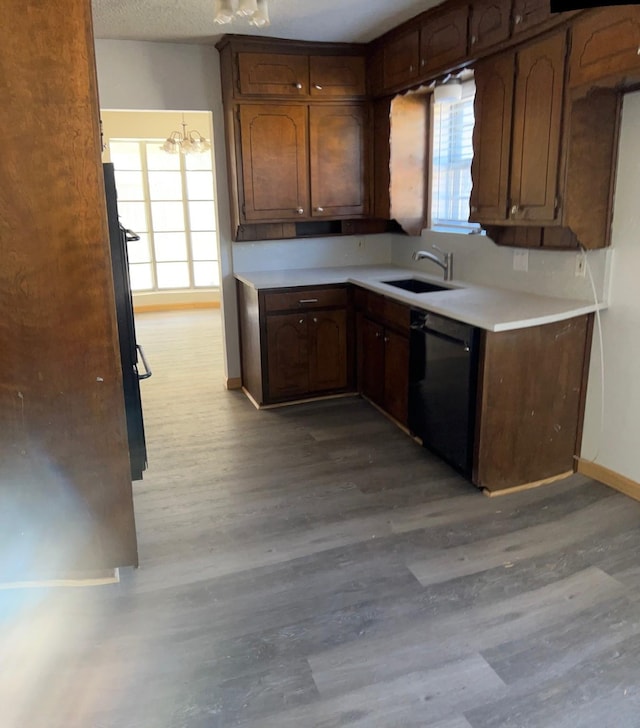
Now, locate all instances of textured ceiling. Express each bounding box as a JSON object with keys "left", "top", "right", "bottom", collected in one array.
[{"left": 91, "top": 0, "right": 443, "bottom": 44}]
